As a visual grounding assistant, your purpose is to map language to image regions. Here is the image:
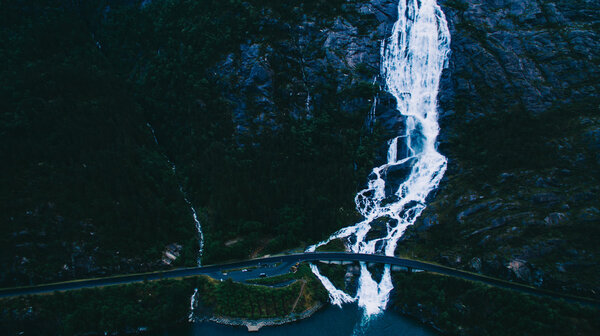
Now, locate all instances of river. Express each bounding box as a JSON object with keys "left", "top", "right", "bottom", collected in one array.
[{"left": 151, "top": 305, "right": 438, "bottom": 336}]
